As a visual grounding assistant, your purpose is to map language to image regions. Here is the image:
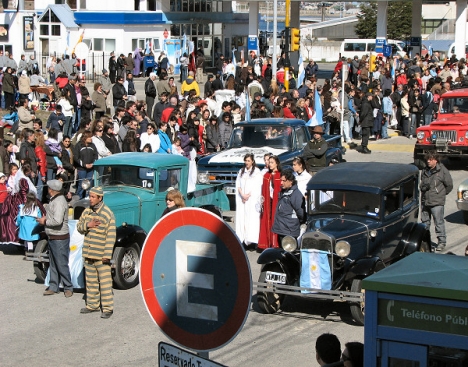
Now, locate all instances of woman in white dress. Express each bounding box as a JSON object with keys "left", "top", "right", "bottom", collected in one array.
[
  {"left": 235, "top": 153, "right": 263, "bottom": 249},
  {"left": 292, "top": 157, "right": 312, "bottom": 197}
]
